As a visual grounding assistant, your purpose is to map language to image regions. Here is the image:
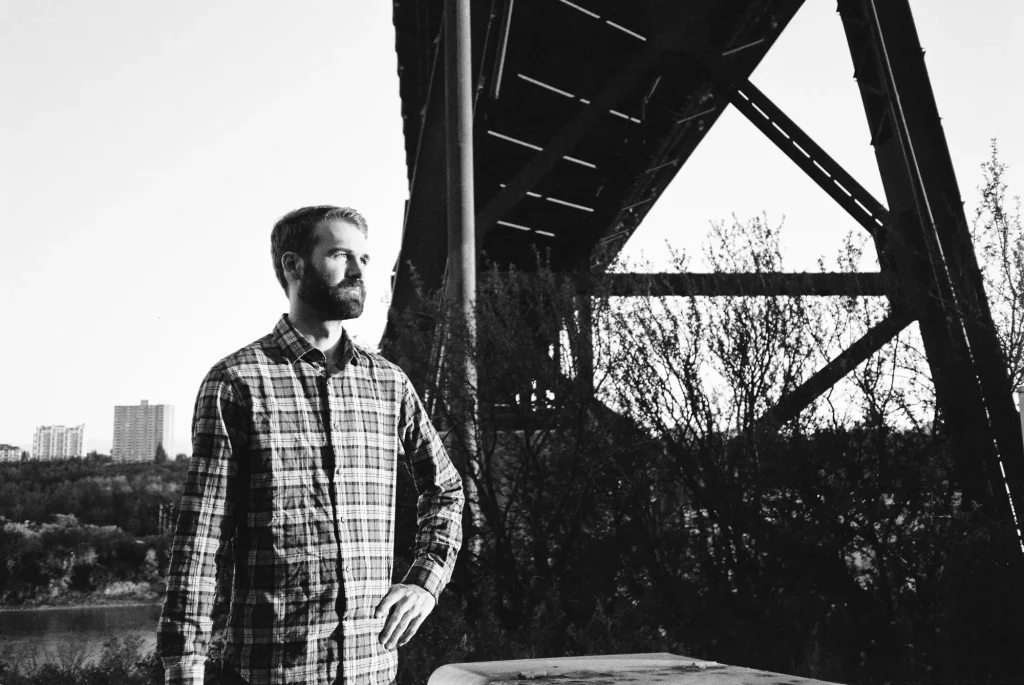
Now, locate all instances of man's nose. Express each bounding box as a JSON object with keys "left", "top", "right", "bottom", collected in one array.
[{"left": 346, "top": 256, "right": 364, "bottom": 279}]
